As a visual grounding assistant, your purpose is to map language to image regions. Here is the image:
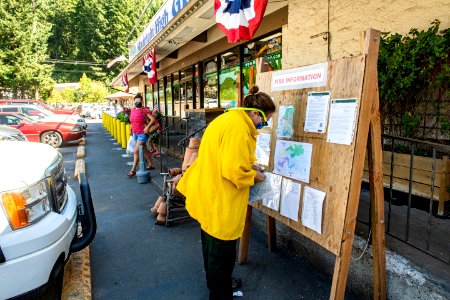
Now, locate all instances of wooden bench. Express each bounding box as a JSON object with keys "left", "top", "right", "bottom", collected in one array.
[{"left": 363, "top": 151, "right": 449, "bottom": 215}]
